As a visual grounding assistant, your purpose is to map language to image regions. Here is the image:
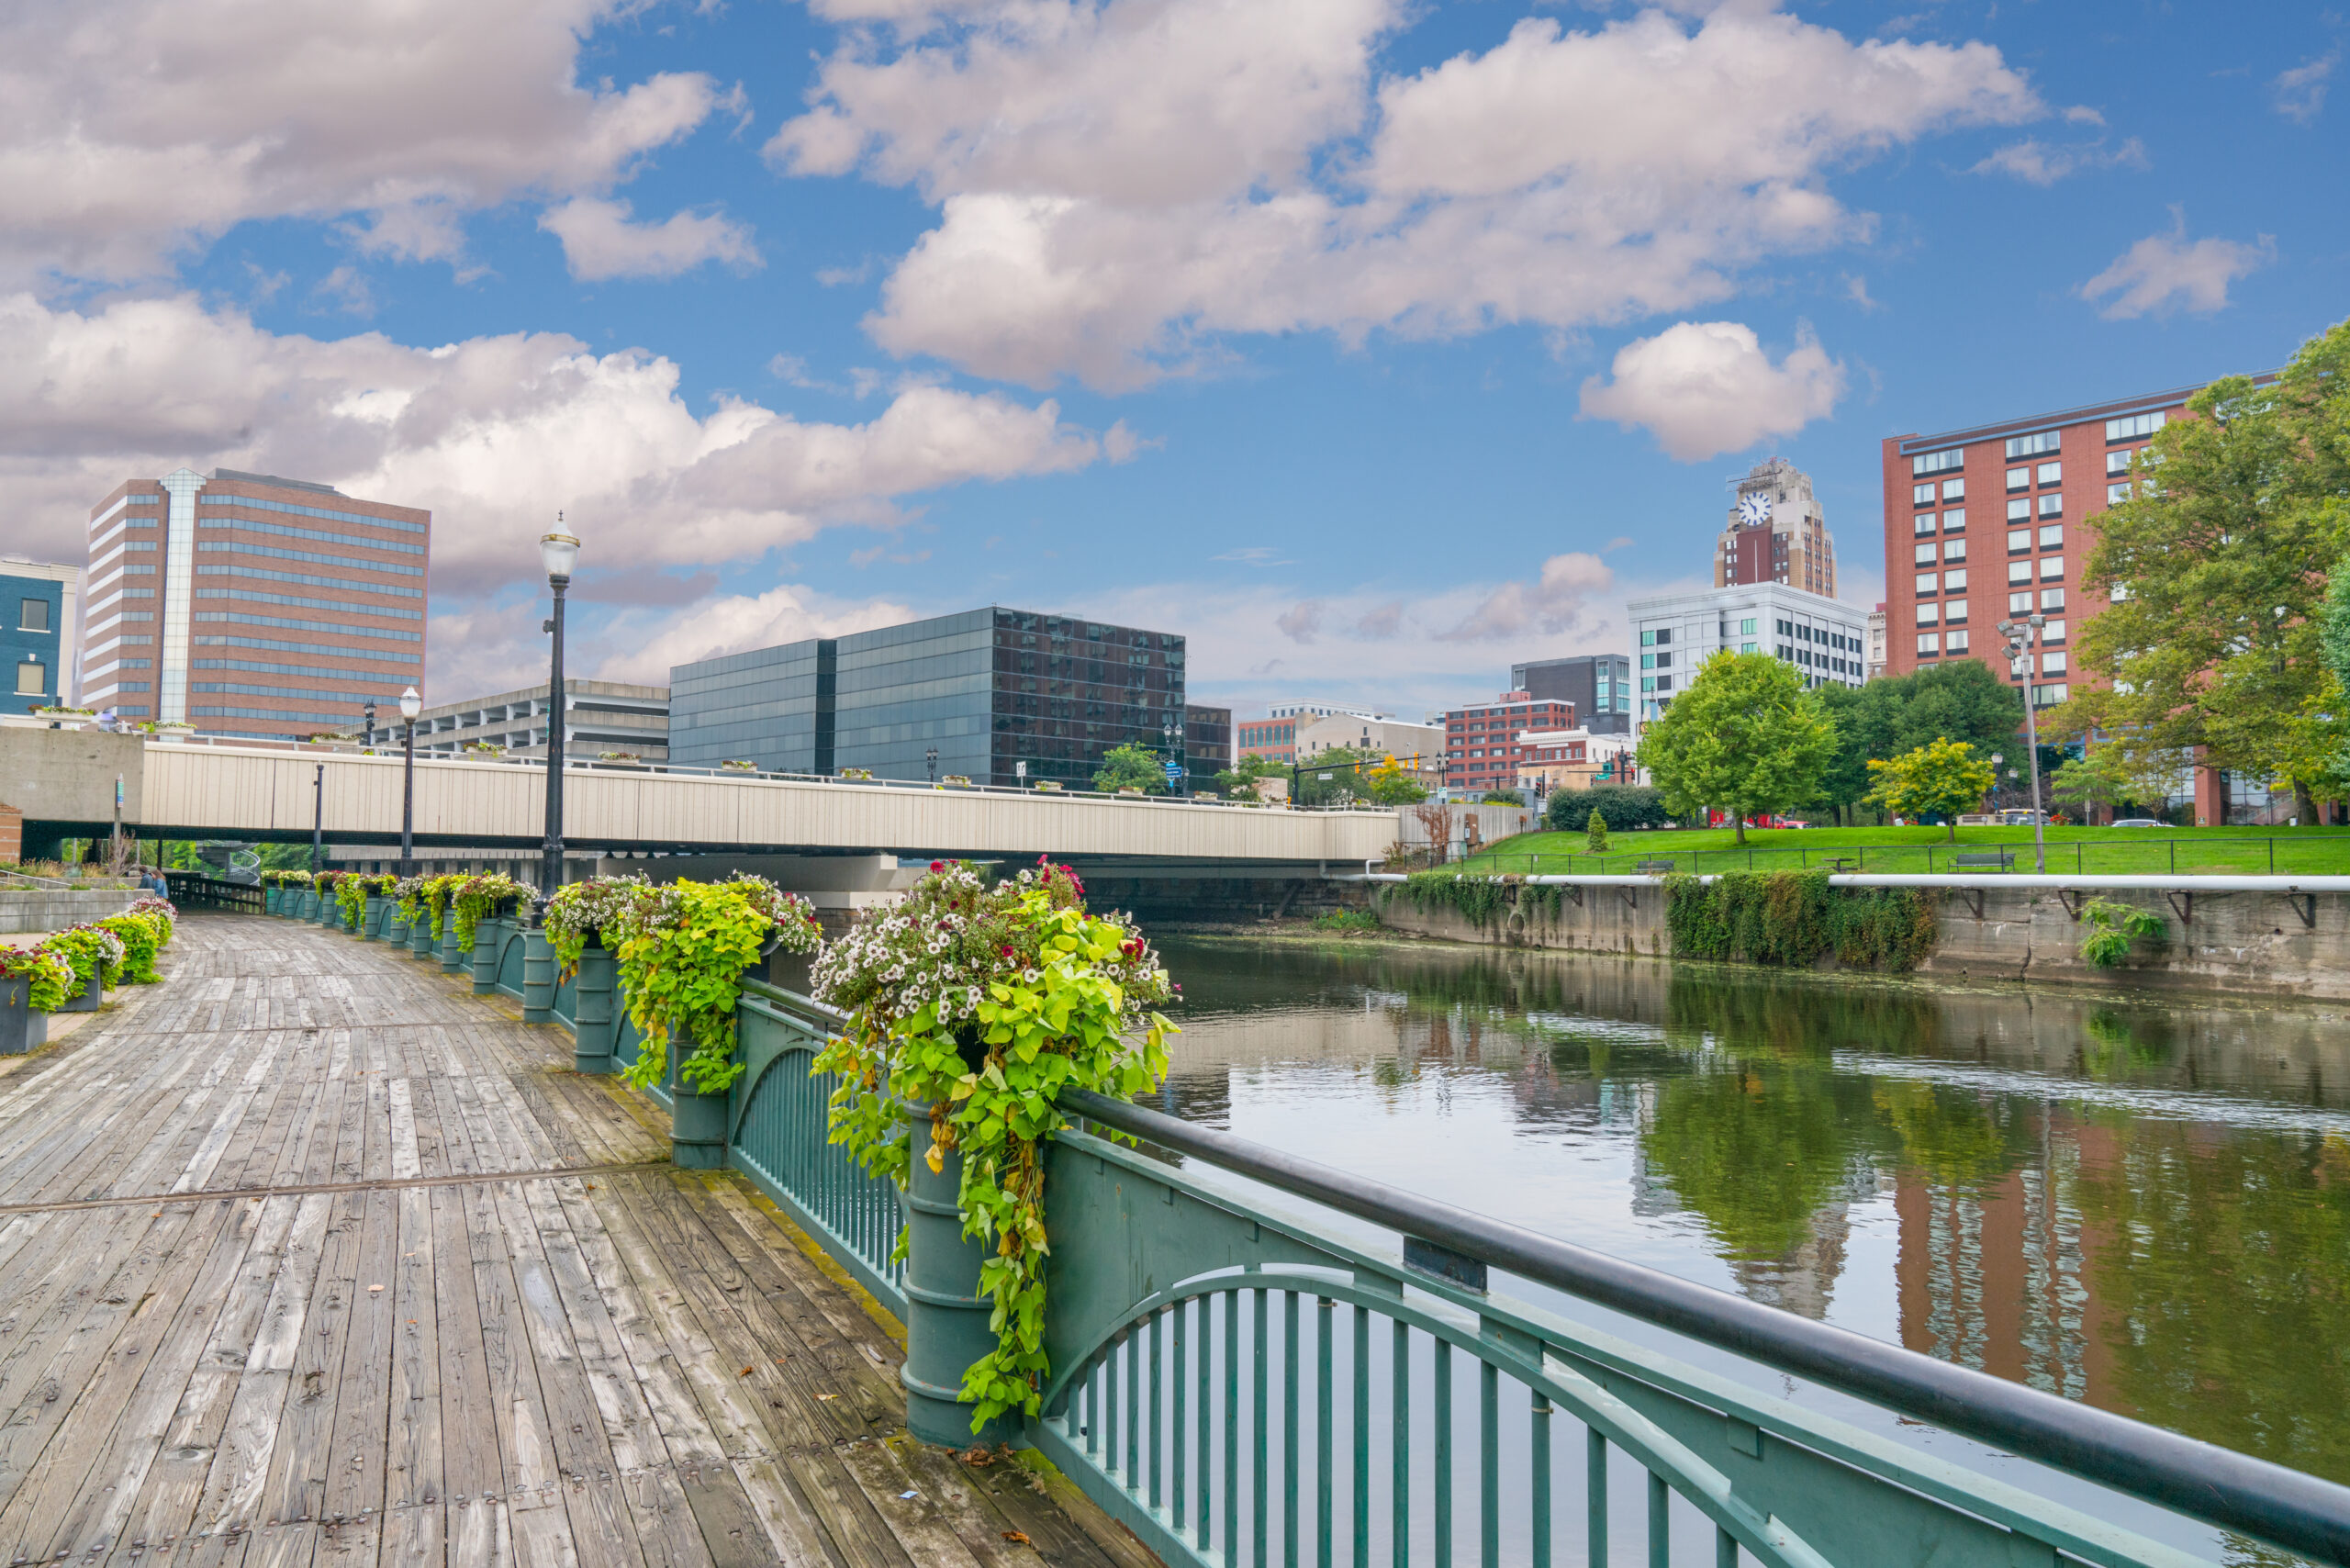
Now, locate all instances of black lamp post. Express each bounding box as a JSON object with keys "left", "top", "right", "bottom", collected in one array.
[
  {"left": 539, "top": 526, "right": 581, "bottom": 902},
  {"left": 1162, "top": 715, "right": 1183, "bottom": 796},
  {"left": 926, "top": 745, "right": 938, "bottom": 784},
  {"left": 309, "top": 763, "right": 324, "bottom": 877},
  {"left": 398, "top": 685, "right": 421, "bottom": 877},
  {"left": 363, "top": 699, "right": 376, "bottom": 752}
]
